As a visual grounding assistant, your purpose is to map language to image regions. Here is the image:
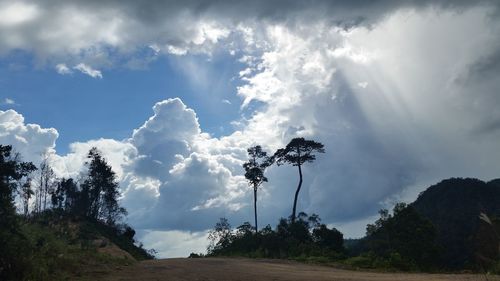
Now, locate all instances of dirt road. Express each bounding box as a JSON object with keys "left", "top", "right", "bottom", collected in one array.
[{"left": 88, "top": 258, "right": 497, "bottom": 281}]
